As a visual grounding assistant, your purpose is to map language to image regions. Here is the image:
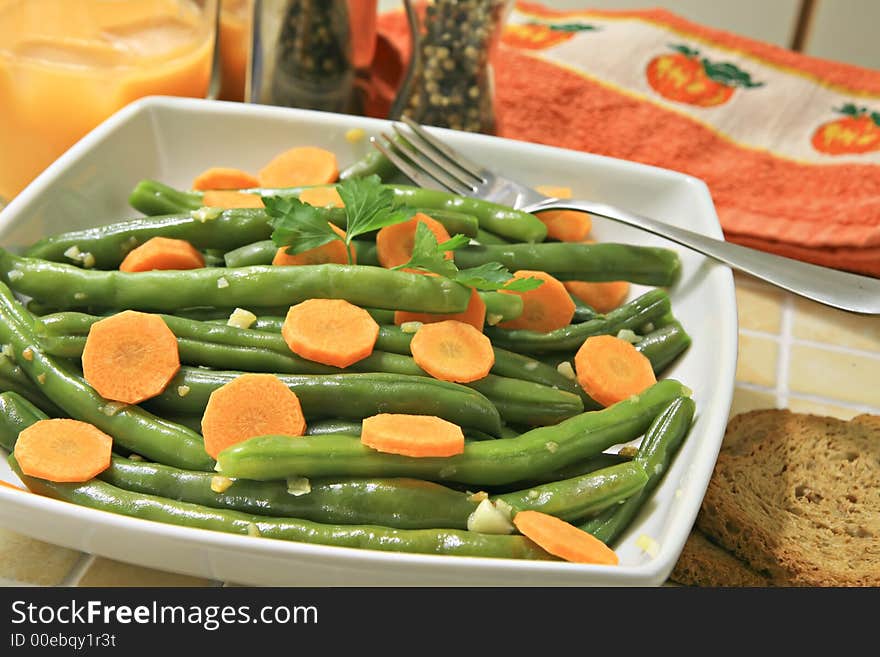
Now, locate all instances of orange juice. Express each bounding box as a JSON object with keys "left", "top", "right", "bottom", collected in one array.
[
  {"left": 218, "top": 0, "right": 251, "bottom": 101},
  {"left": 0, "top": 0, "right": 216, "bottom": 200}
]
